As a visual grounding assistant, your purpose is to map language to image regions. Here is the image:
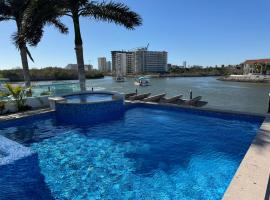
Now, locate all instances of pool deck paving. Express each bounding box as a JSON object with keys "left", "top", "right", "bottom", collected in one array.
[
  {"left": 0, "top": 104, "right": 270, "bottom": 199},
  {"left": 0, "top": 108, "right": 52, "bottom": 122}
]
